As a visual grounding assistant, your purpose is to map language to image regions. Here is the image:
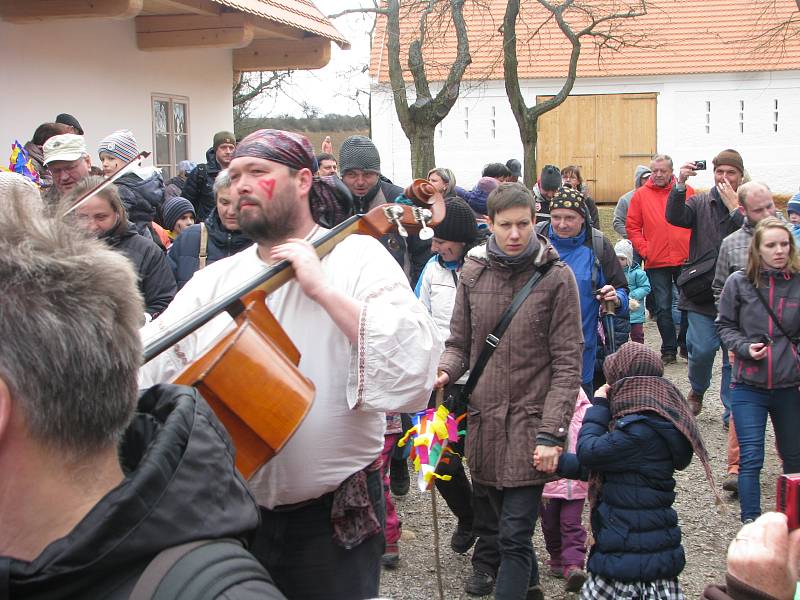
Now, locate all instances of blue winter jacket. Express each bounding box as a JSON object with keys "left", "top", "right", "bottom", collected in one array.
[
  {"left": 559, "top": 401, "right": 693, "bottom": 583},
  {"left": 625, "top": 263, "right": 651, "bottom": 325},
  {"left": 547, "top": 226, "right": 629, "bottom": 384}
]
